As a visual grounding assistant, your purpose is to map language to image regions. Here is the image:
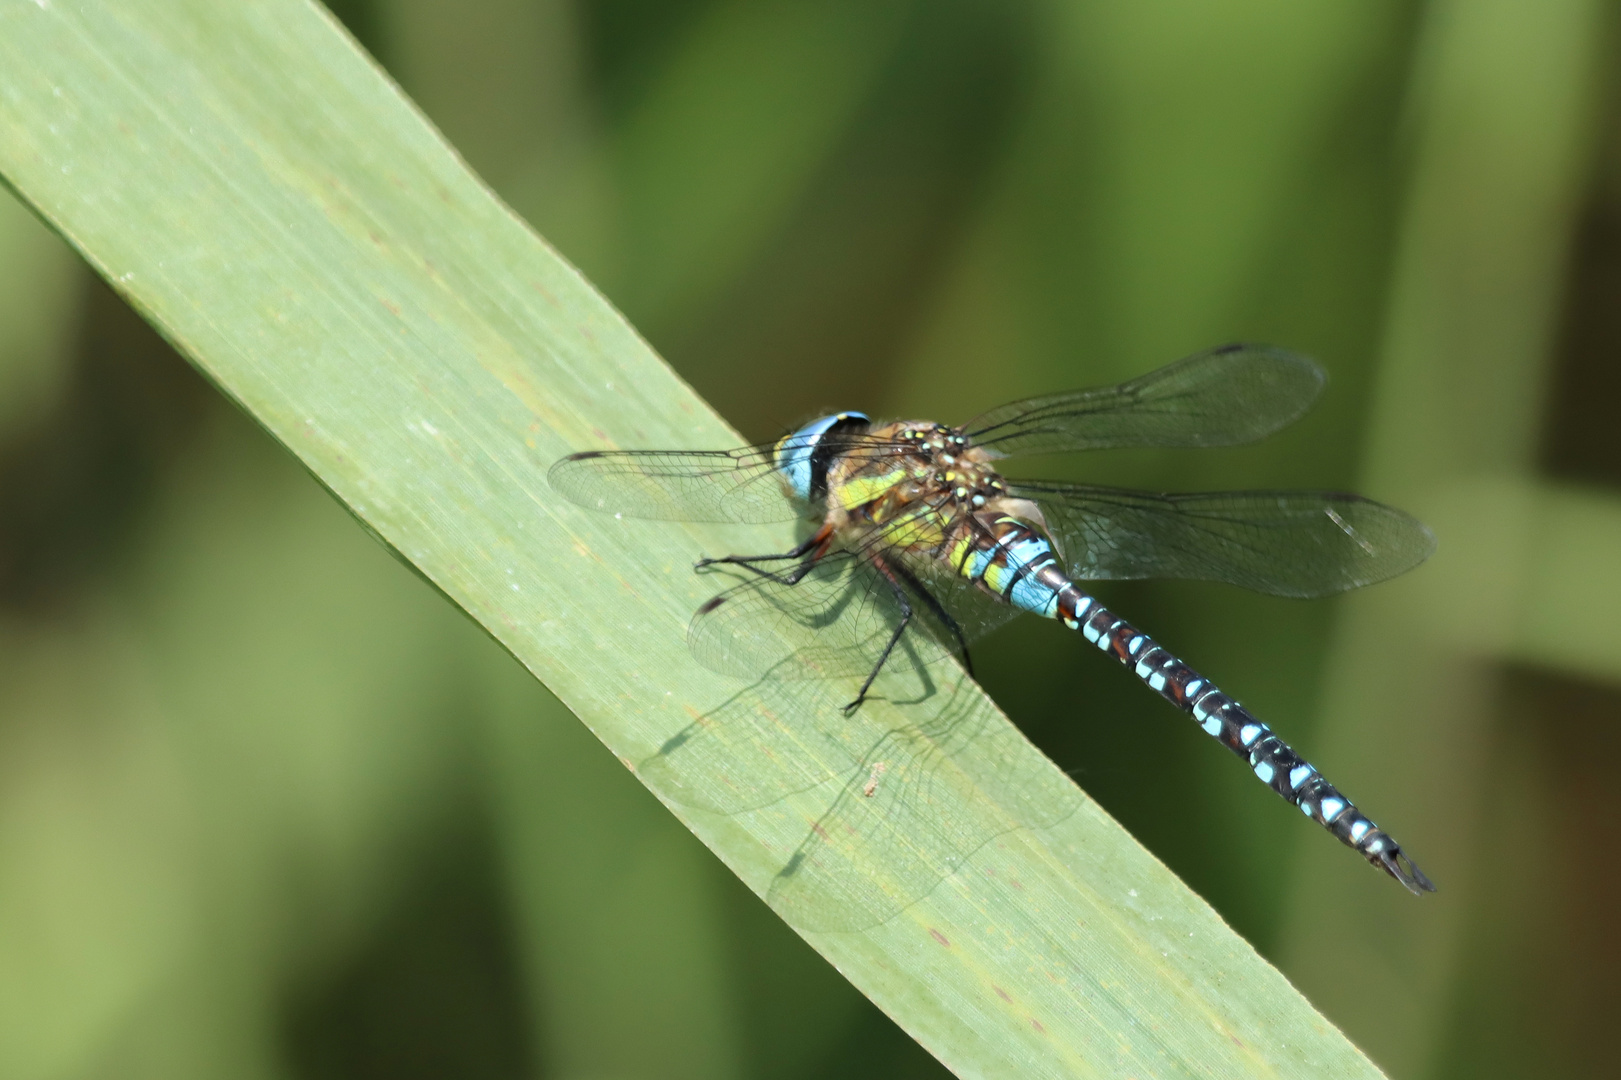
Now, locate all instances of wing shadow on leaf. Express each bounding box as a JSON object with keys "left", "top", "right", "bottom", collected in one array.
[{"left": 640, "top": 658, "right": 1083, "bottom": 932}]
